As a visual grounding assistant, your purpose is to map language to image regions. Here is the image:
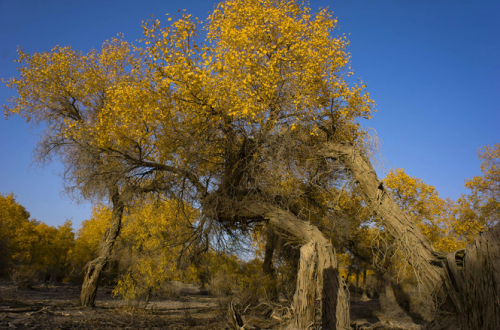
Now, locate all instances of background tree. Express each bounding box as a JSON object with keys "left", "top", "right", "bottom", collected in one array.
[
  {"left": 384, "top": 169, "right": 446, "bottom": 246},
  {"left": 0, "top": 193, "right": 31, "bottom": 277},
  {"left": 0, "top": 193, "right": 76, "bottom": 286},
  {"left": 453, "top": 144, "right": 500, "bottom": 238},
  {"left": 29, "top": 220, "right": 75, "bottom": 283},
  {"left": 113, "top": 197, "right": 197, "bottom": 307},
  {"left": 2, "top": 39, "right": 145, "bottom": 306}
]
